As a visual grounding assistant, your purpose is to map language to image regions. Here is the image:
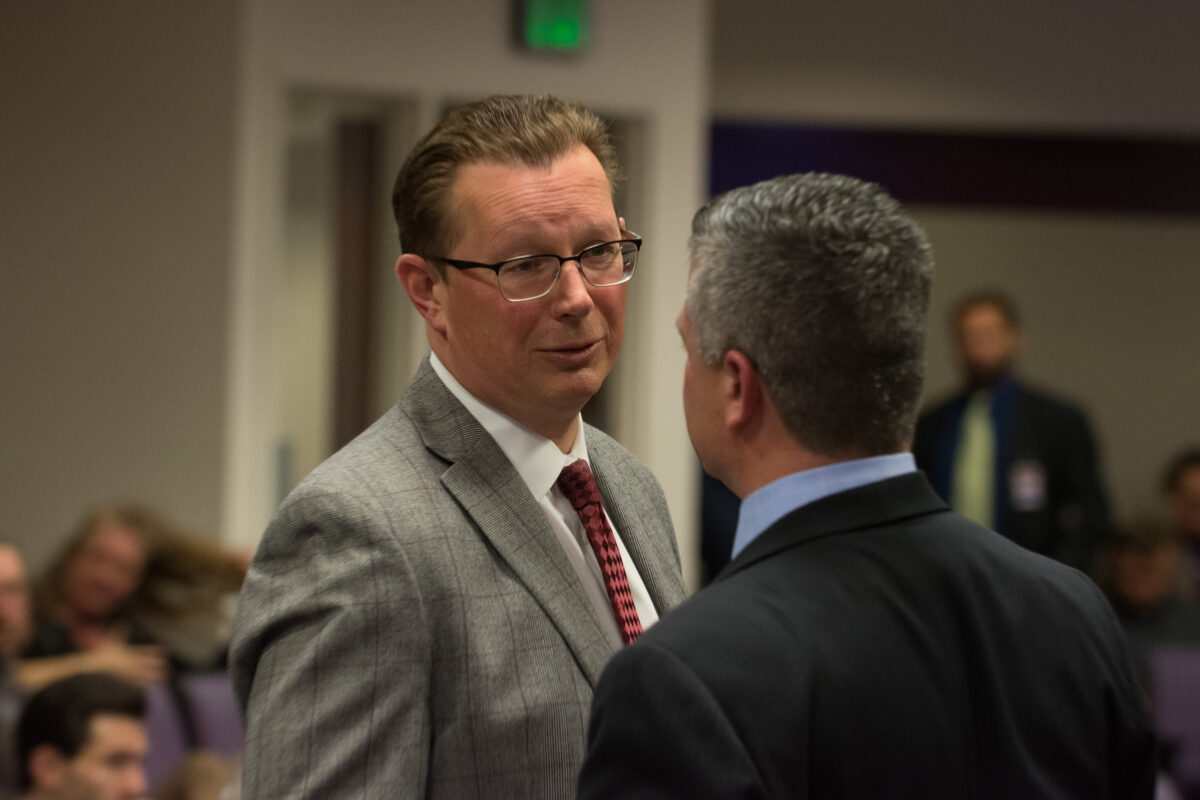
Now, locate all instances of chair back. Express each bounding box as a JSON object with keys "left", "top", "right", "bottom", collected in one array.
[
  {"left": 178, "top": 671, "right": 244, "bottom": 756},
  {"left": 143, "top": 683, "right": 189, "bottom": 789},
  {"left": 1150, "top": 646, "right": 1200, "bottom": 794}
]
